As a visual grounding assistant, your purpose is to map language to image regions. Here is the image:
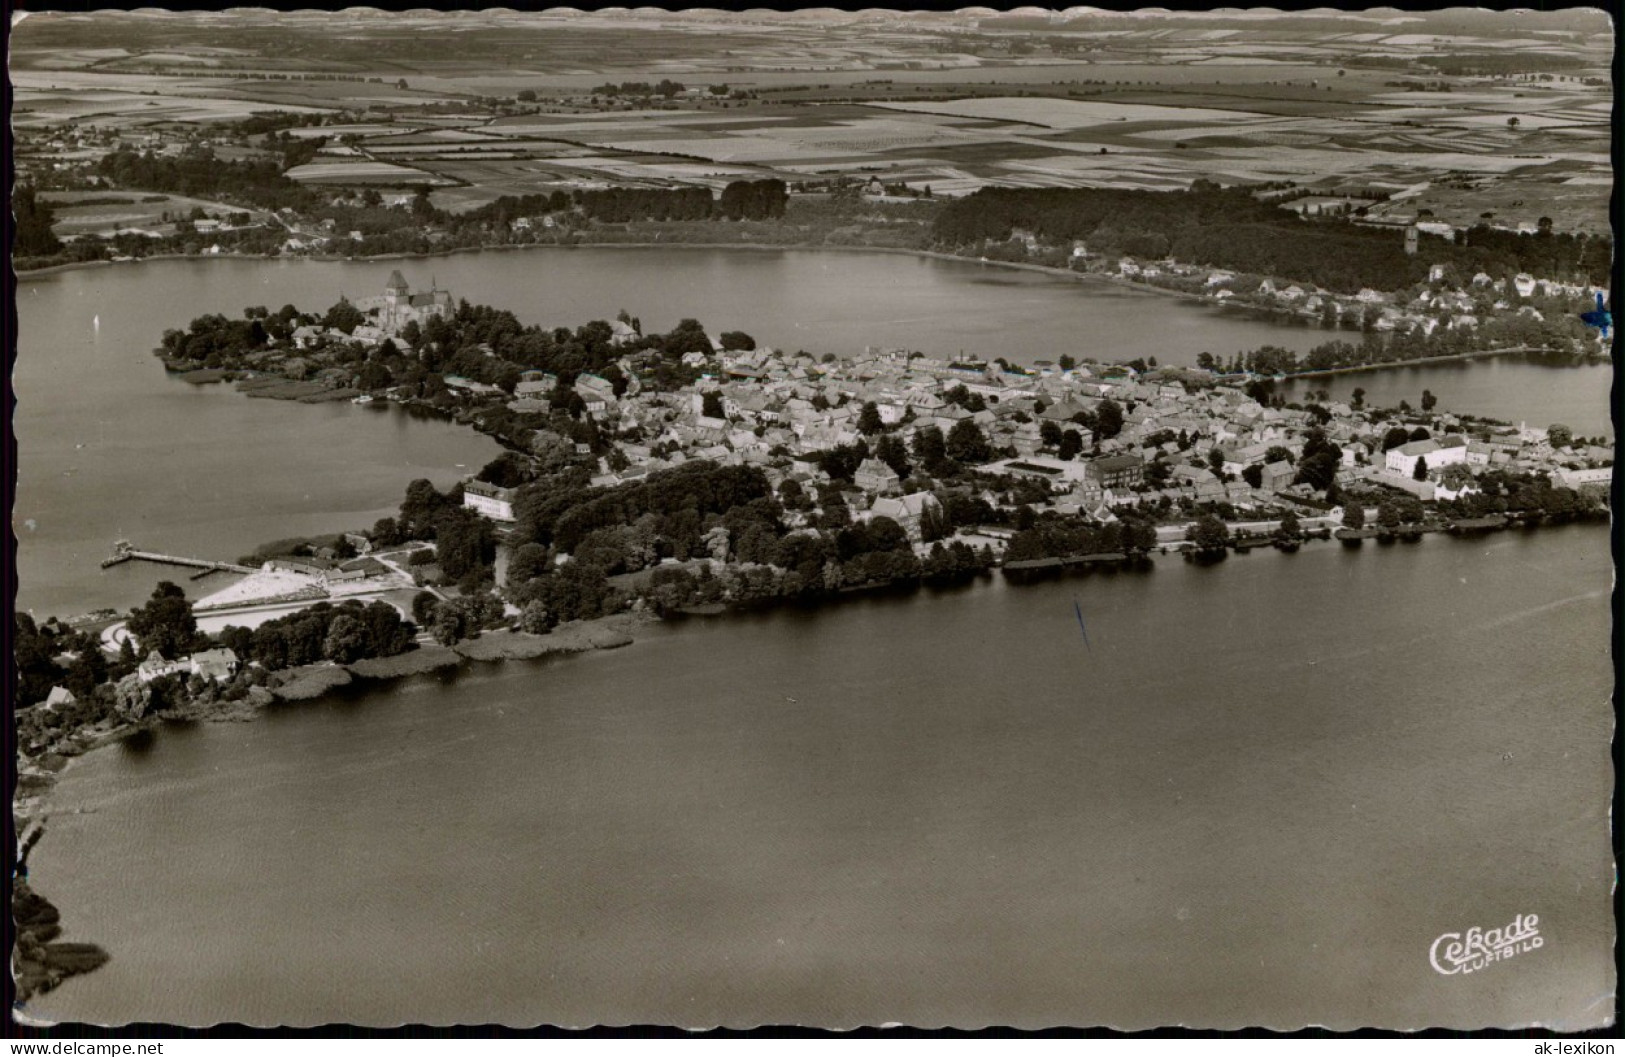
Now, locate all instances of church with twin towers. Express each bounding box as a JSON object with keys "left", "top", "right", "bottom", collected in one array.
[{"left": 360, "top": 270, "right": 455, "bottom": 335}]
